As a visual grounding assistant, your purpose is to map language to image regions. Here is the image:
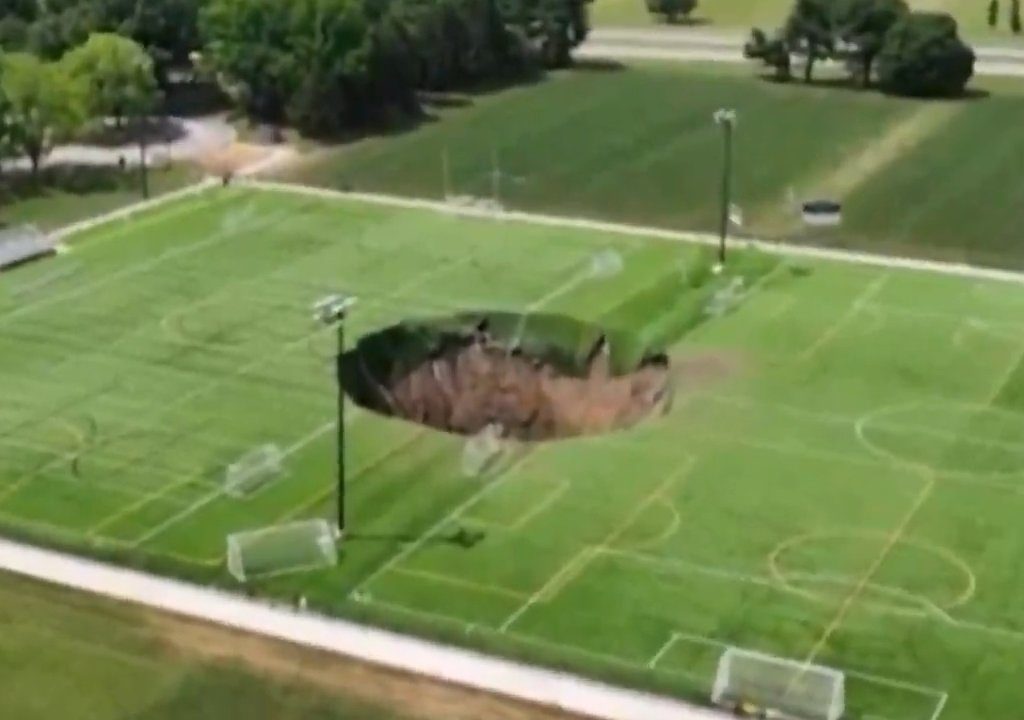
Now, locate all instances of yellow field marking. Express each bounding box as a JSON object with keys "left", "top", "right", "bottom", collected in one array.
[
  {"left": 615, "top": 497, "right": 682, "bottom": 552},
  {"left": 799, "top": 273, "right": 890, "bottom": 362},
  {"left": 797, "top": 474, "right": 934, "bottom": 674},
  {"left": 498, "top": 457, "right": 693, "bottom": 632},
  {"left": 390, "top": 567, "right": 528, "bottom": 600},
  {"left": 270, "top": 424, "right": 422, "bottom": 525},
  {"left": 767, "top": 529, "right": 976, "bottom": 620},
  {"left": 462, "top": 475, "right": 571, "bottom": 532}
]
